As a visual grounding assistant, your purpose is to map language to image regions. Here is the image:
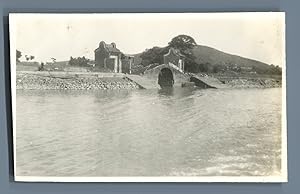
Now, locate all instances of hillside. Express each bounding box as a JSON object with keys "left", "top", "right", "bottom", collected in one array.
[
  {"left": 191, "top": 45, "right": 271, "bottom": 70},
  {"left": 131, "top": 45, "right": 281, "bottom": 75},
  {"left": 132, "top": 52, "right": 143, "bottom": 66}
]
